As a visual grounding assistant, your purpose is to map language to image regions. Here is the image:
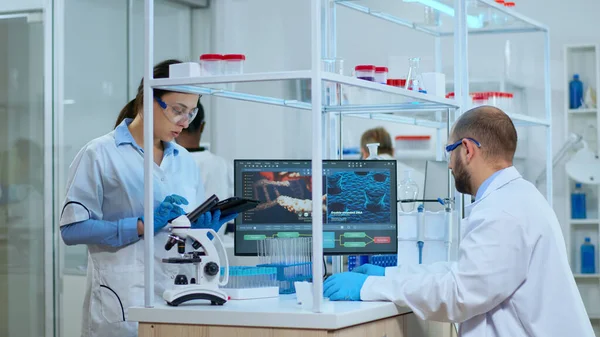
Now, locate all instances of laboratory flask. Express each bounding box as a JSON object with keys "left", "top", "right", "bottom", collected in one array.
[
  {"left": 365, "top": 143, "right": 384, "bottom": 160},
  {"left": 398, "top": 169, "right": 419, "bottom": 212},
  {"left": 405, "top": 57, "right": 424, "bottom": 92}
]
